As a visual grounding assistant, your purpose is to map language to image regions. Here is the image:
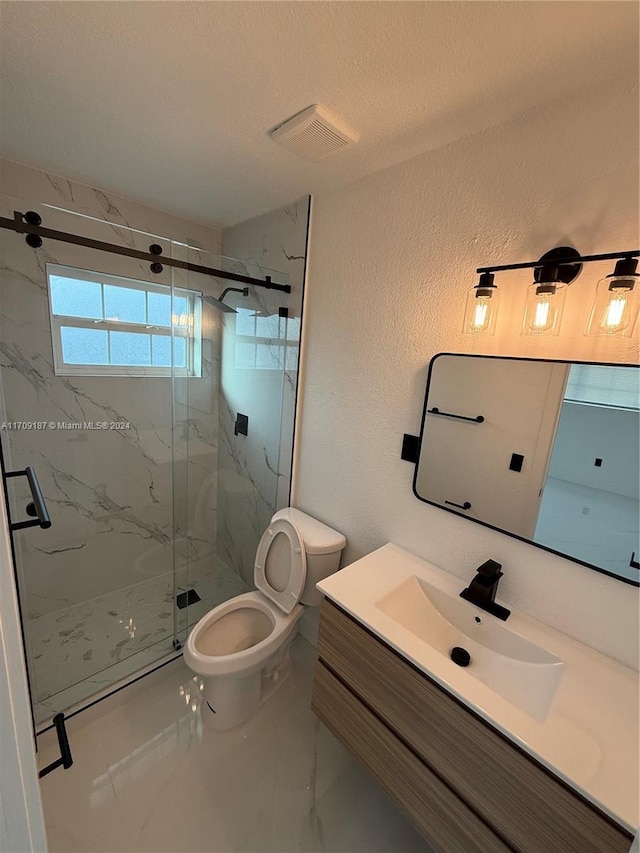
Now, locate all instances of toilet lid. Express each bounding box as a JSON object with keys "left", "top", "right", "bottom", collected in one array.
[{"left": 254, "top": 518, "right": 307, "bottom": 614}]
